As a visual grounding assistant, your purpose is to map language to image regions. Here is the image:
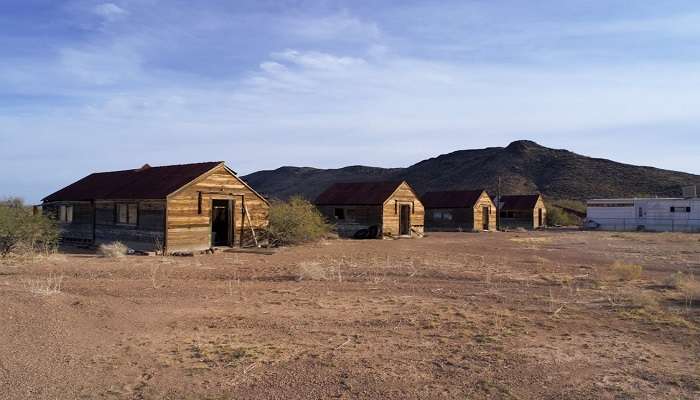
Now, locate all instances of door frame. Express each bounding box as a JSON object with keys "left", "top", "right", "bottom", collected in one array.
[
  {"left": 482, "top": 206, "right": 490, "bottom": 230},
  {"left": 399, "top": 204, "right": 411, "bottom": 236},
  {"left": 210, "top": 198, "right": 234, "bottom": 247}
]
